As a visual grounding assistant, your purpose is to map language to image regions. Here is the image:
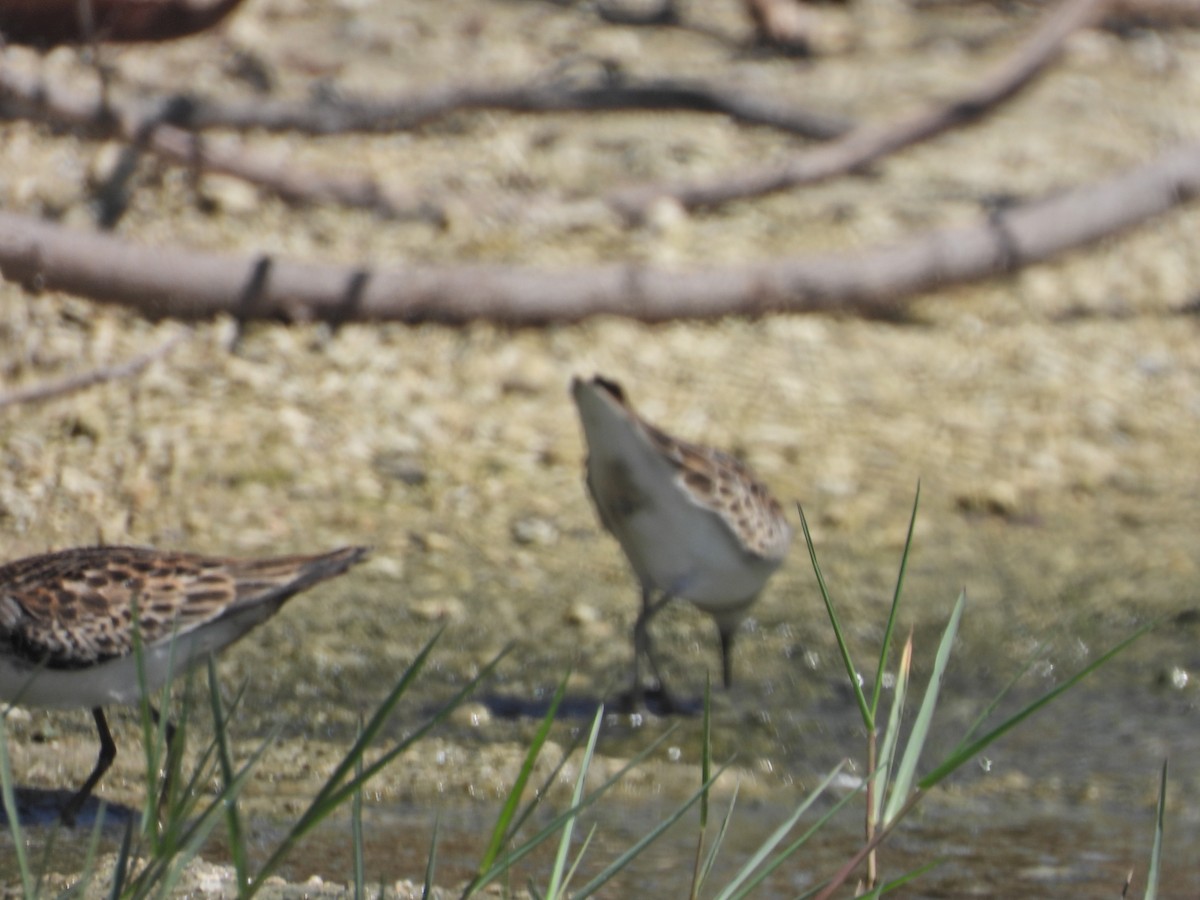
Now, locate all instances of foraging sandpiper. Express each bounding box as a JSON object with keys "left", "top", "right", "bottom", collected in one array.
[
  {"left": 0, "top": 544, "right": 368, "bottom": 824},
  {"left": 571, "top": 375, "right": 791, "bottom": 710}
]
